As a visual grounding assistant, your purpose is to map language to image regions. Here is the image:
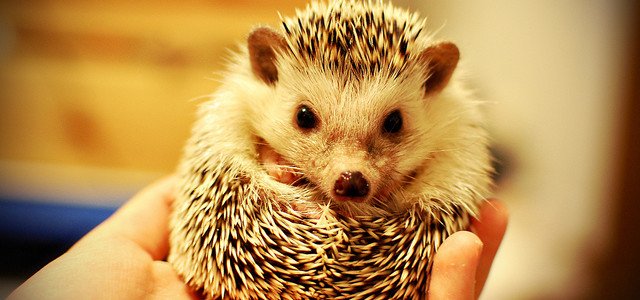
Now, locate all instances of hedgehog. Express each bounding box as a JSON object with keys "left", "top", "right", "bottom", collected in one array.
[{"left": 169, "top": 0, "right": 493, "bottom": 299}]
